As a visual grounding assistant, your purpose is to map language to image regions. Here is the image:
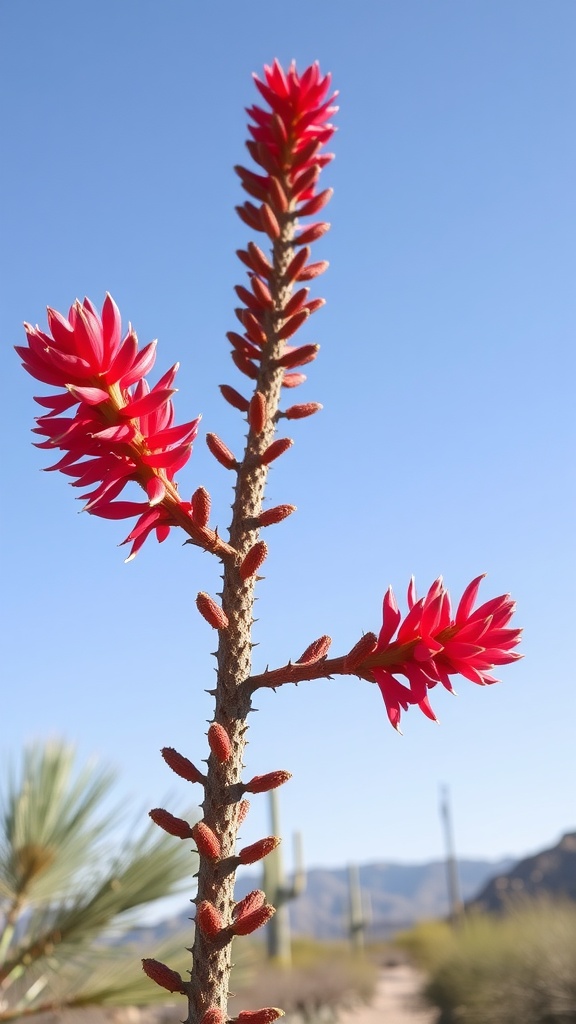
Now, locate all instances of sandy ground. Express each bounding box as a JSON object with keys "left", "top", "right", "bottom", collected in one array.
[{"left": 338, "top": 965, "right": 438, "bottom": 1024}]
